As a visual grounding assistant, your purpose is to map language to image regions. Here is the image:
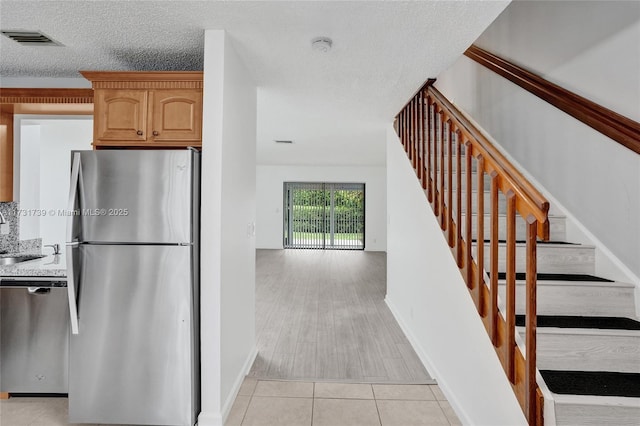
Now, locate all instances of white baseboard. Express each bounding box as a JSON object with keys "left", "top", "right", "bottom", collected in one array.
[
  {"left": 197, "top": 411, "right": 223, "bottom": 426},
  {"left": 221, "top": 347, "right": 258, "bottom": 425},
  {"left": 385, "top": 297, "right": 473, "bottom": 426},
  {"left": 197, "top": 346, "right": 258, "bottom": 426}
]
